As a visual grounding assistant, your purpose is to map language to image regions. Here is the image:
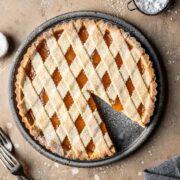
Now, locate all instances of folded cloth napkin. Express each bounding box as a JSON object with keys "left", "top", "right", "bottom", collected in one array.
[{"left": 144, "top": 156, "right": 180, "bottom": 180}]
